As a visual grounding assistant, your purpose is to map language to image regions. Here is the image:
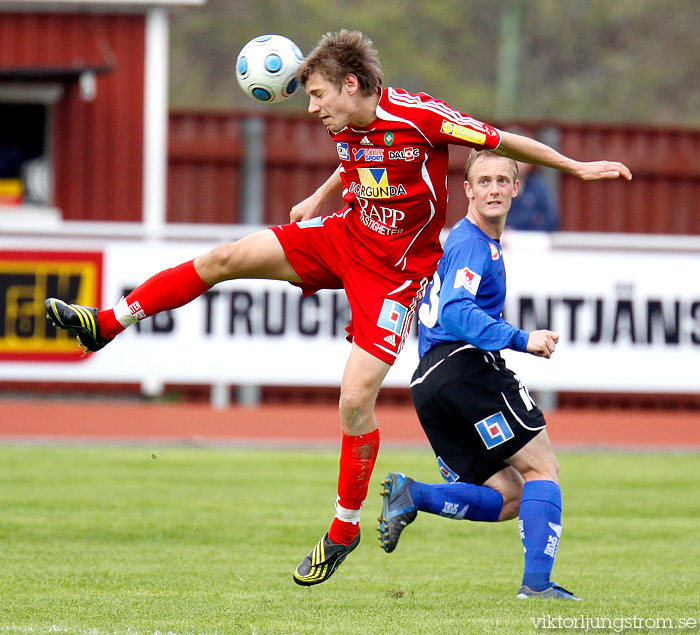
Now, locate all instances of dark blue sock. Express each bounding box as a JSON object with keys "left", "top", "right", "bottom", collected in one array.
[
  {"left": 408, "top": 480, "right": 503, "bottom": 522},
  {"left": 519, "top": 480, "right": 562, "bottom": 591}
]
